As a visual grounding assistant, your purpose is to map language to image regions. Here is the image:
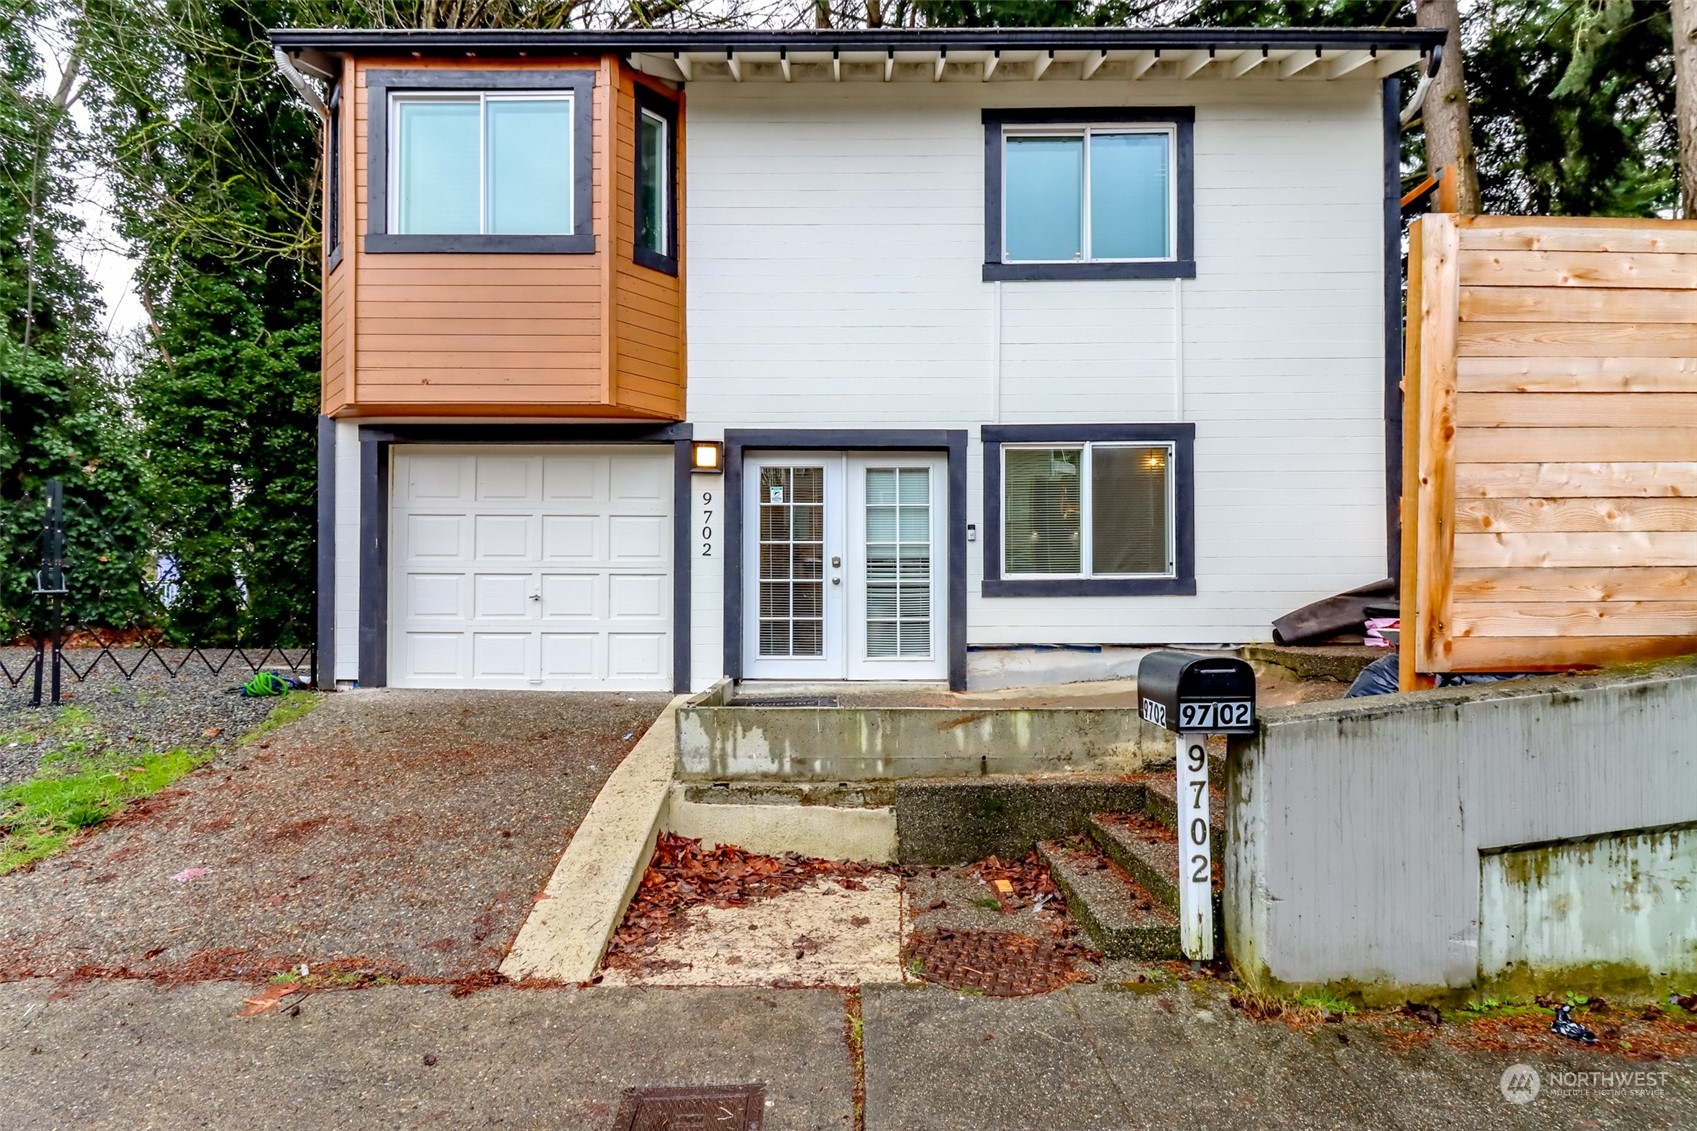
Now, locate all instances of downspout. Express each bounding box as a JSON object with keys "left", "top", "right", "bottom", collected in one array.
[
  {"left": 1398, "top": 44, "right": 1443, "bottom": 128},
  {"left": 274, "top": 47, "right": 327, "bottom": 115}
]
